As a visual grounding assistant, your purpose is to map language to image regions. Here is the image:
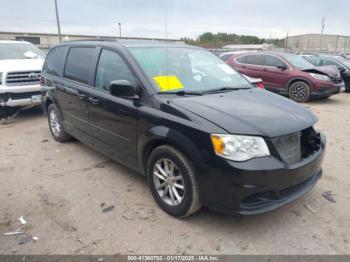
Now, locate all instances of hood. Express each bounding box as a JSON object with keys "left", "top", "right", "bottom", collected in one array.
[
  {"left": 302, "top": 66, "right": 339, "bottom": 77},
  {"left": 172, "top": 89, "right": 317, "bottom": 138},
  {"left": 0, "top": 59, "right": 44, "bottom": 73}
]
